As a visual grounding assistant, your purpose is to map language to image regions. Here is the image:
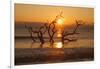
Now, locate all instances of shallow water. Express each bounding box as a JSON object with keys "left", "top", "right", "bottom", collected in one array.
[{"left": 15, "top": 38, "right": 94, "bottom": 48}]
